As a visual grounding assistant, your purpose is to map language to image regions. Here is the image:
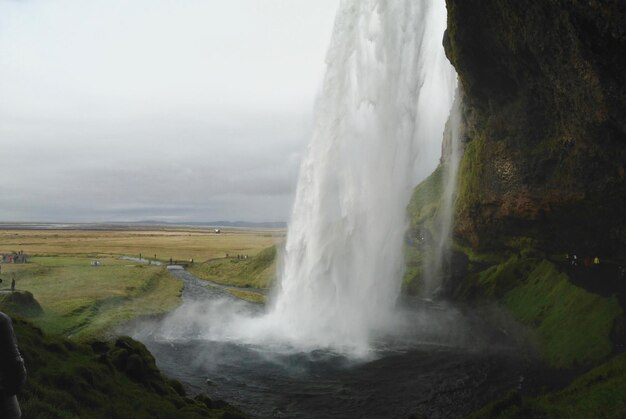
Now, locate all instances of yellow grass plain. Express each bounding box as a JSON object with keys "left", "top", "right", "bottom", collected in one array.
[{"left": 0, "top": 228, "right": 284, "bottom": 262}]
